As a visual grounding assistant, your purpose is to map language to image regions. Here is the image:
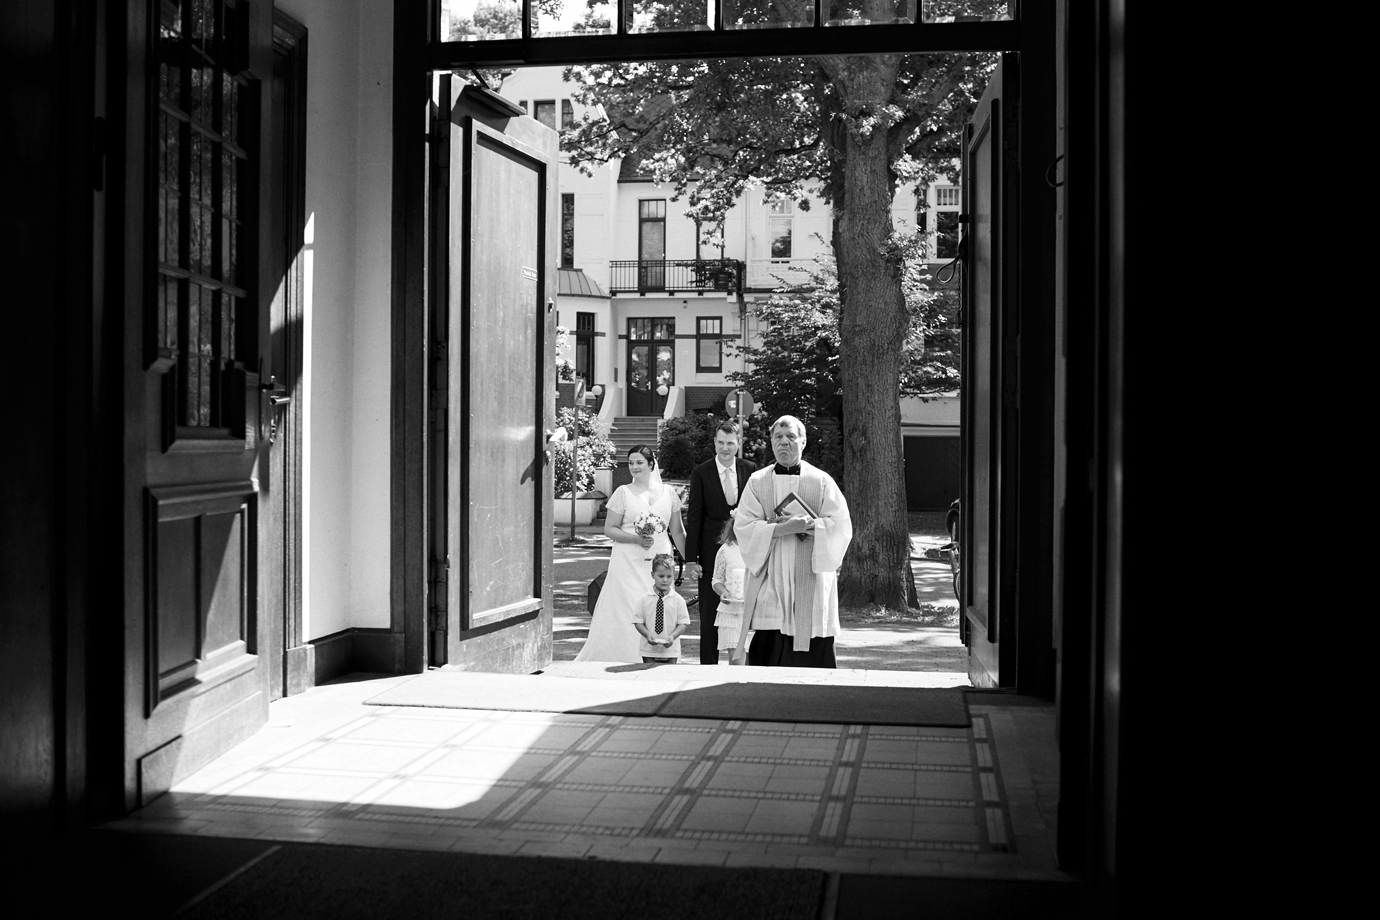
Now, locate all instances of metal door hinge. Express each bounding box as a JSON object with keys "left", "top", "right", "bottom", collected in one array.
[{"left": 92, "top": 117, "right": 108, "bottom": 192}]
